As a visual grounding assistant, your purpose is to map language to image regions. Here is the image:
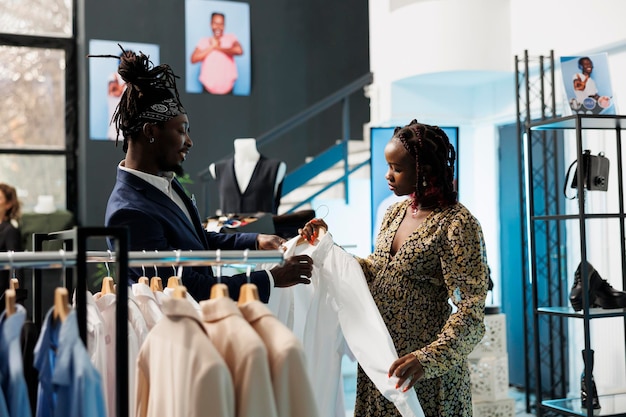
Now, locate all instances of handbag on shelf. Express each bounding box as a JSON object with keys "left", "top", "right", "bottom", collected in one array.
[{"left": 563, "top": 150, "right": 609, "bottom": 199}]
